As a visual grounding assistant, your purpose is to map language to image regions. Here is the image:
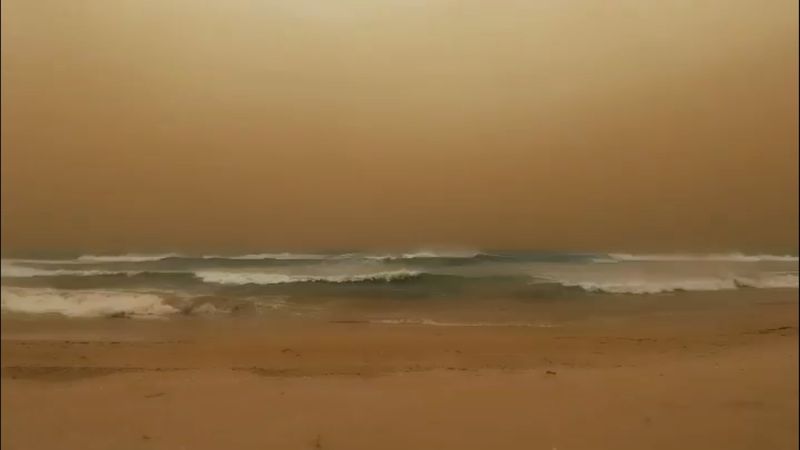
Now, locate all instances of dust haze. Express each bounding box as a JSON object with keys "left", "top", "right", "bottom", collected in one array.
[{"left": 2, "top": 0, "right": 797, "bottom": 254}]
